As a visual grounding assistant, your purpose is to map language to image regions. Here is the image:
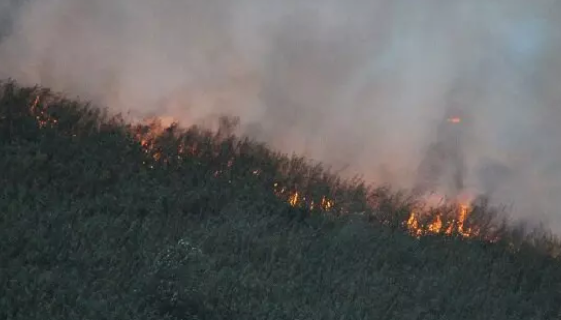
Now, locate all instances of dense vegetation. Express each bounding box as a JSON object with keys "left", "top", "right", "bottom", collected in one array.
[{"left": 1, "top": 81, "right": 561, "bottom": 319}]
